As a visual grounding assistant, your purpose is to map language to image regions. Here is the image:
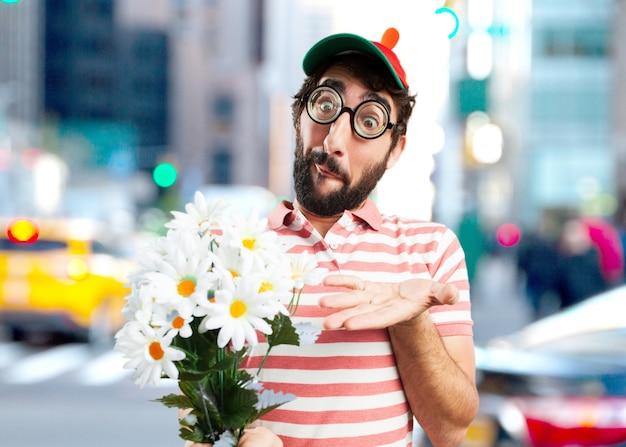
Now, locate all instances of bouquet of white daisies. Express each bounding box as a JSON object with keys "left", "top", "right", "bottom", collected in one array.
[{"left": 114, "top": 191, "right": 325, "bottom": 446}]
